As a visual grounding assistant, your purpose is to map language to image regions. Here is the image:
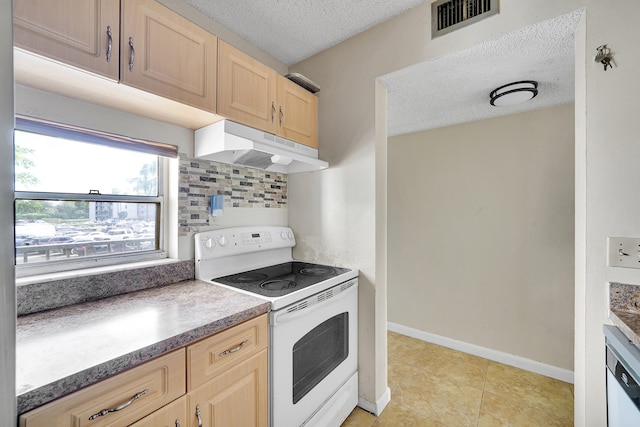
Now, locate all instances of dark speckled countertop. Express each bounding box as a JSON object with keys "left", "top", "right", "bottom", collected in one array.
[
  {"left": 609, "top": 283, "right": 640, "bottom": 348},
  {"left": 16, "top": 279, "right": 270, "bottom": 414}
]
